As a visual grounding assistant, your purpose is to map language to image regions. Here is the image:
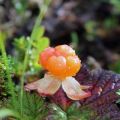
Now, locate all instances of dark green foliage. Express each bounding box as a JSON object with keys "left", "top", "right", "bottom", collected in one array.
[
  {"left": 48, "top": 104, "right": 67, "bottom": 120},
  {"left": 0, "top": 57, "right": 6, "bottom": 80},
  {"left": 7, "top": 92, "right": 48, "bottom": 120},
  {"left": 0, "top": 56, "right": 17, "bottom": 80},
  {"left": 49, "top": 103, "right": 94, "bottom": 120},
  {"left": 0, "top": 56, "right": 16, "bottom": 75},
  {"left": 67, "top": 104, "right": 94, "bottom": 120},
  {"left": 103, "top": 17, "right": 118, "bottom": 30},
  {"left": 0, "top": 56, "right": 16, "bottom": 99}
]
